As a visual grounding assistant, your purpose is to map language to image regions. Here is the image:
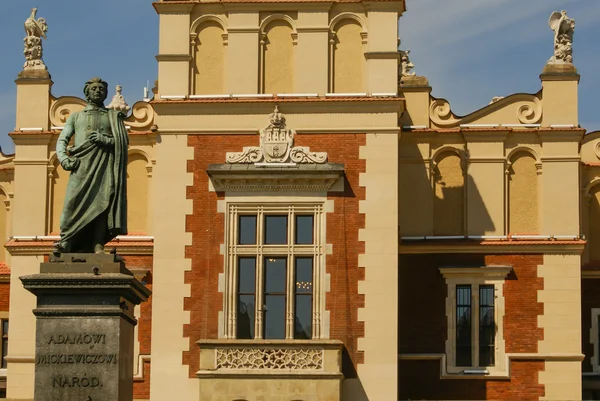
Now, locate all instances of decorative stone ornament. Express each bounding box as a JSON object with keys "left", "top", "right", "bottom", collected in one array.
[
  {"left": 107, "top": 85, "right": 131, "bottom": 114},
  {"left": 548, "top": 10, "right": 575, "bottom": 64},
  {"left": 398, "top": 39, "right": 415, "bottom": 78},
  {"left": 226, "top": 106, "right": 327, "bottom": 164},
  {"left": 23, "top": 8, "right": 48, "bottom": 70}
]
